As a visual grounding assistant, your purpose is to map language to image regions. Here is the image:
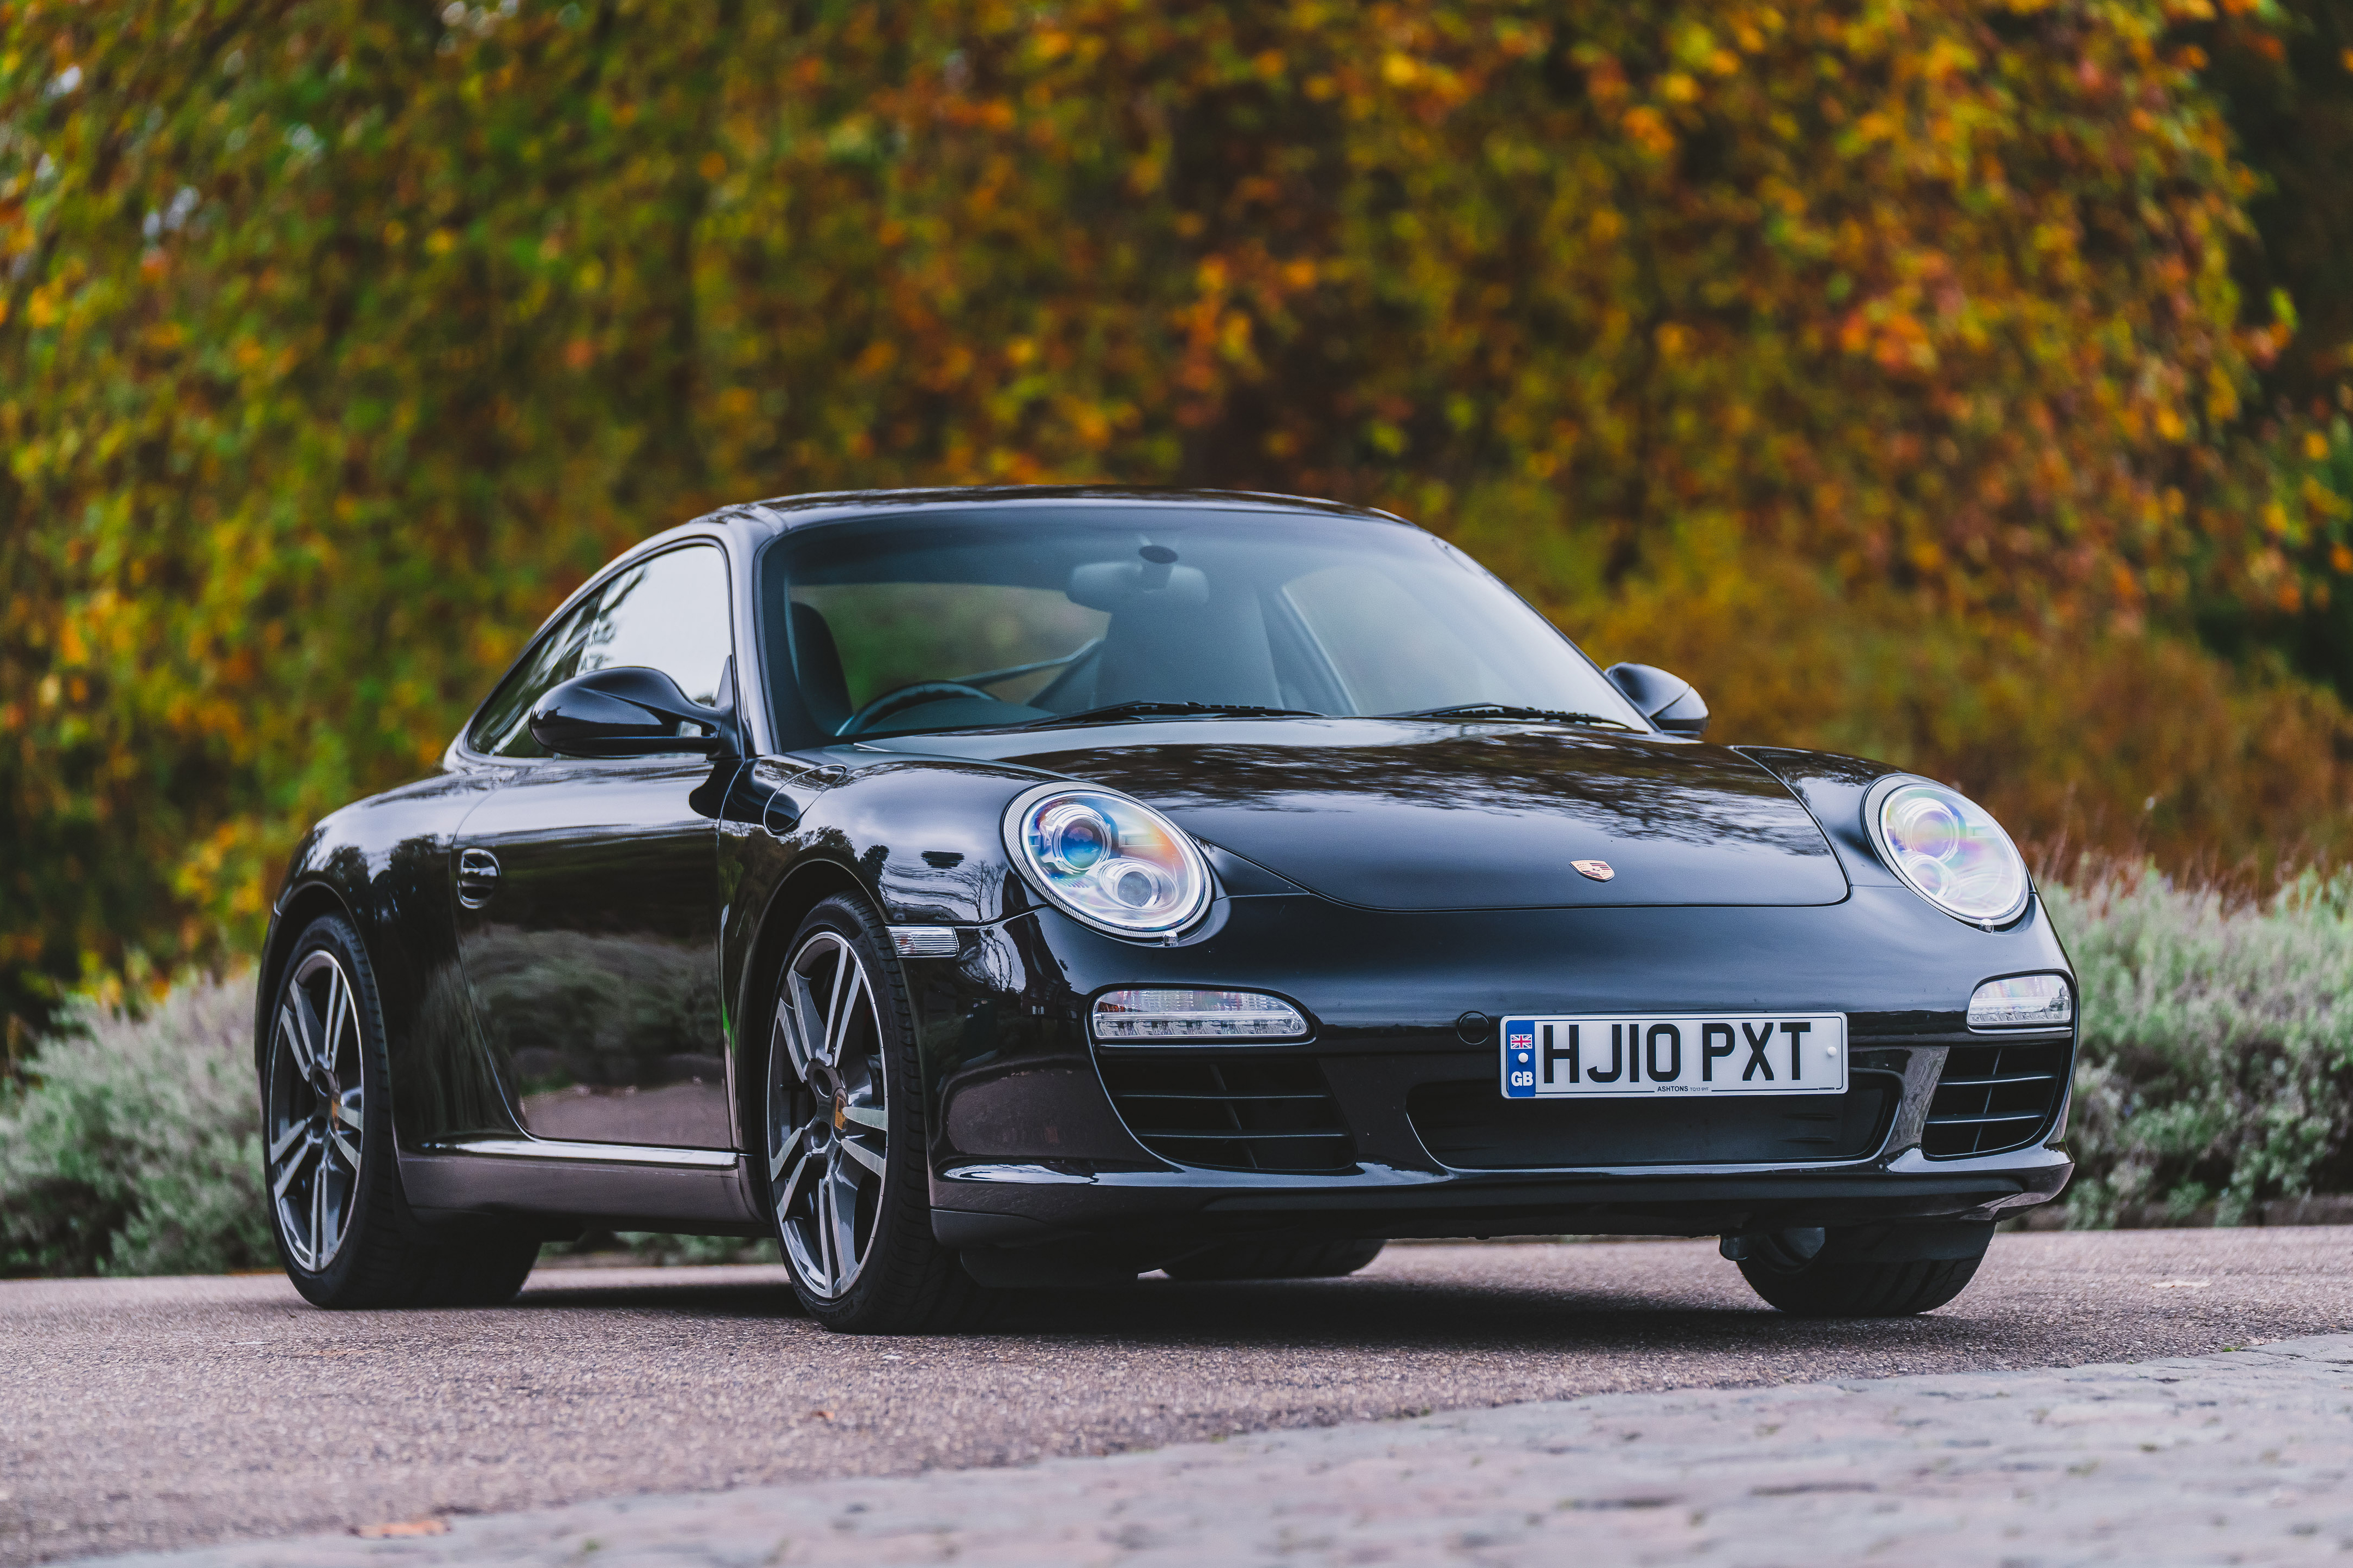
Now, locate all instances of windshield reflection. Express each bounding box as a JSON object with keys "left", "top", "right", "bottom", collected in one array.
[{"left": 756, "top": 505, "right": 1646, "bottom": 748}]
